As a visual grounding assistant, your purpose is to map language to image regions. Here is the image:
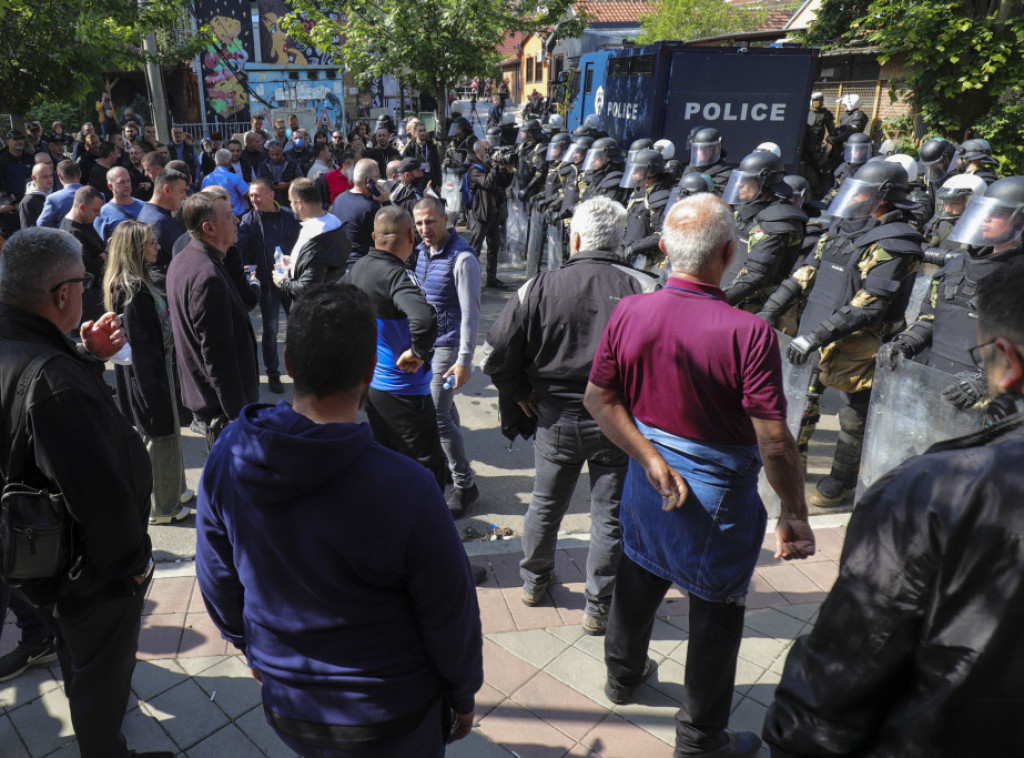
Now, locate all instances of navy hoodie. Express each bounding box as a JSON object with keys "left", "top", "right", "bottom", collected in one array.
[{"left": 196, "top": 401, "right": 483, "bottom": 725}]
